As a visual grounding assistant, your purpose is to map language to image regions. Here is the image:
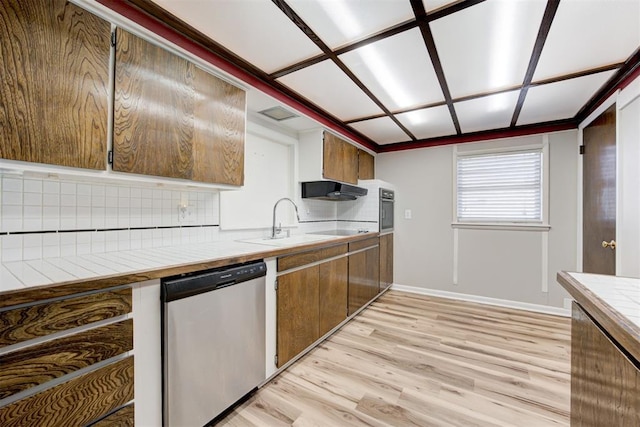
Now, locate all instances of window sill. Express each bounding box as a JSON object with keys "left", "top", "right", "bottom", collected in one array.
[{"left": 451, "top": 222, "right": 551, "bottom": 232}]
